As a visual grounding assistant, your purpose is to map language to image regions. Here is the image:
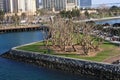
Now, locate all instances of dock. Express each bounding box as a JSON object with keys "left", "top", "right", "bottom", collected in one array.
[{"left": 0, "top": 24, "right": 48, "bottom": 33}]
